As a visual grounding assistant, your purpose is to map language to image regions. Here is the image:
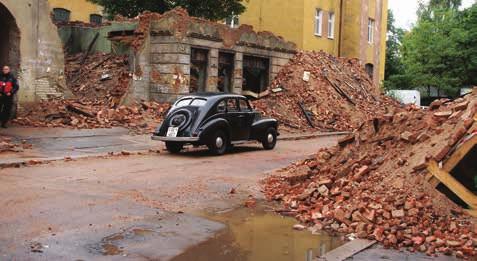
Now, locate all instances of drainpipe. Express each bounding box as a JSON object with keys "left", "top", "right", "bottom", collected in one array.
[{"left": 338, "top": 0, "right": 344, "bottom": 57}]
